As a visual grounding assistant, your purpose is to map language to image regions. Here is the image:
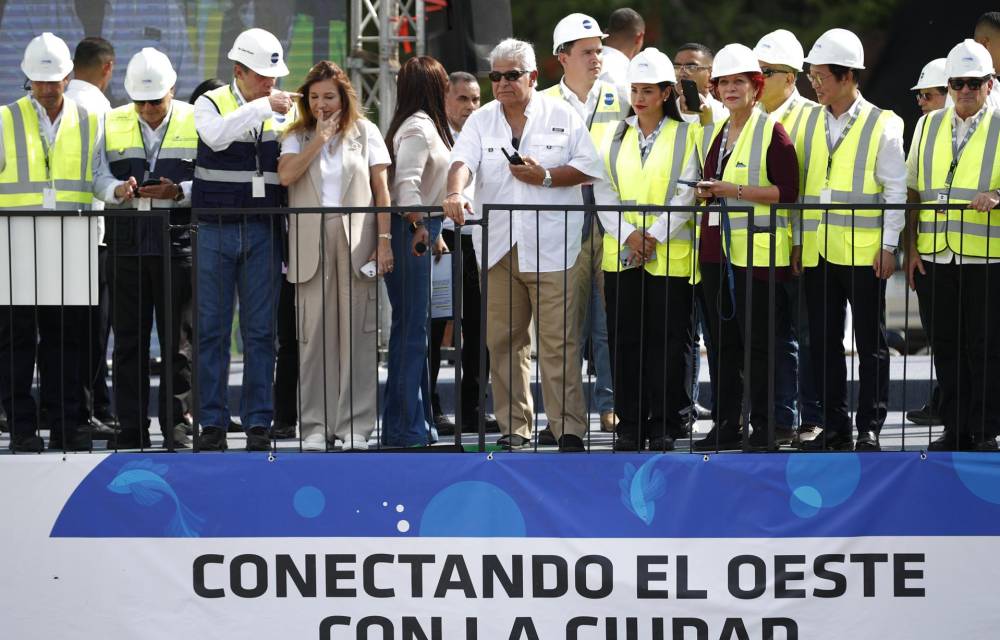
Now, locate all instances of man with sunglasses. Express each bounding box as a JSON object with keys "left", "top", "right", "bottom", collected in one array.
[
  {"left": 904, "top": 39, "right": 1000, "bottom": 452},
  {"left": 102, "top": 48, "right": 196, "bottom": 450},
  {"left": 443, "top": 38, "right": 606, "bottom": 452},
  {"left": 911, "top": 59, "right": 949, "bottom": 115},
  {"left": 753, "top": 28, "right": 822, "bottom": 448},
  {"left": 793, "top": 28, "right": 906, "bottom": 452},
  {"left": 539, "top": 13, "right": 629, "bottom": 442}
]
